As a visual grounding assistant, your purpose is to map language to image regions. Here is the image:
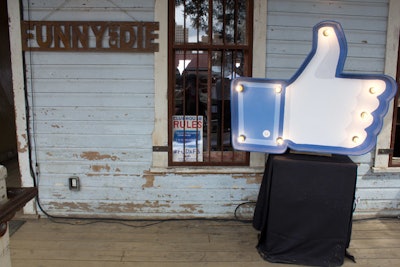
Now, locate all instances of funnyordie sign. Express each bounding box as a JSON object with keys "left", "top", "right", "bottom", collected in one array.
[{"left": 21, "top": 21, "right": 159, "bottom": 52}]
